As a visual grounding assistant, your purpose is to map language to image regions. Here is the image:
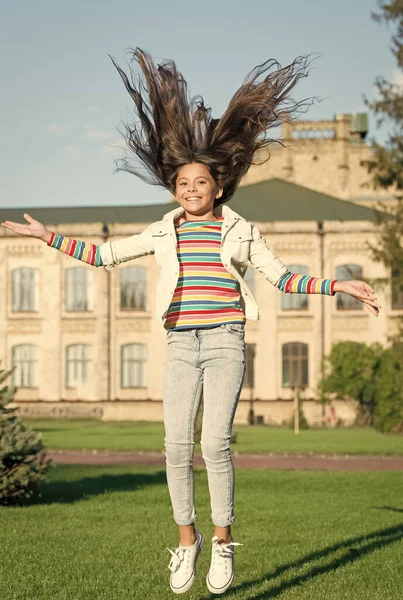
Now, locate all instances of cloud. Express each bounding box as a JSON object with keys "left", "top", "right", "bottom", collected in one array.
[
  {"left": 84, "top": 129, "right": 116, "bottom": 141},
  {"left": 45, "top": 123, "right": 71, "bottom": 134}
]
